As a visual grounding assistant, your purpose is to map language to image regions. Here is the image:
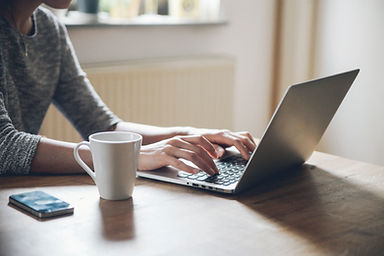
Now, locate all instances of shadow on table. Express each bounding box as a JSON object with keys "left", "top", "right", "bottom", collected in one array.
[
  {"left": 99, "top": 198, "right": 136, "bottom": 241},
  {"left": 233, "top": 164, "right": 384, "bottom": 255}
]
